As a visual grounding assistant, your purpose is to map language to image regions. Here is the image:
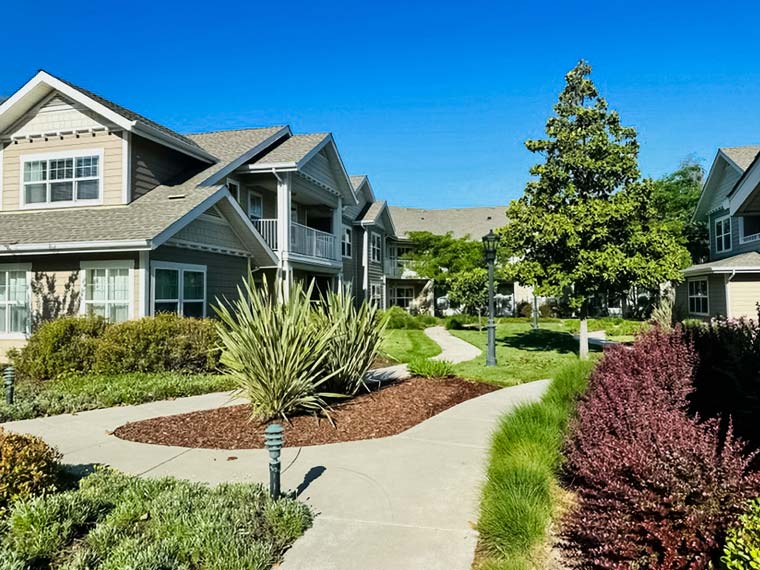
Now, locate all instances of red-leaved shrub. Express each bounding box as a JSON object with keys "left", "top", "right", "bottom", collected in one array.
[{"left": 562, "top": 327, "right": 760, "bottom": 569}]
